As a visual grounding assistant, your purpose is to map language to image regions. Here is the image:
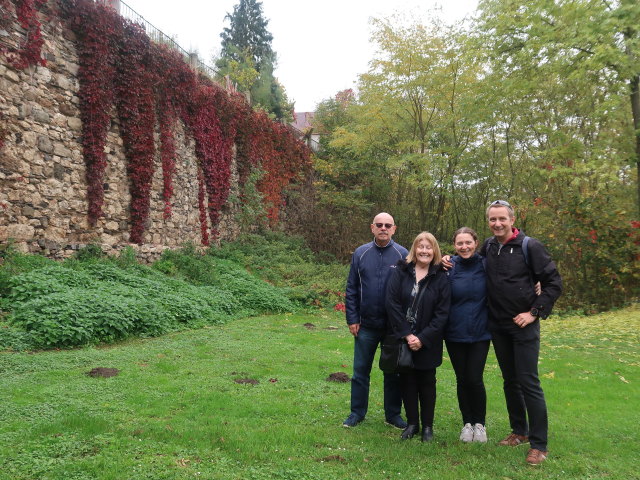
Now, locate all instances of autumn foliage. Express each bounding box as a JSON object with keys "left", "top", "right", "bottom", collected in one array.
[{"left": 6, "top": 0, "right": 310, "bottom": 244}]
